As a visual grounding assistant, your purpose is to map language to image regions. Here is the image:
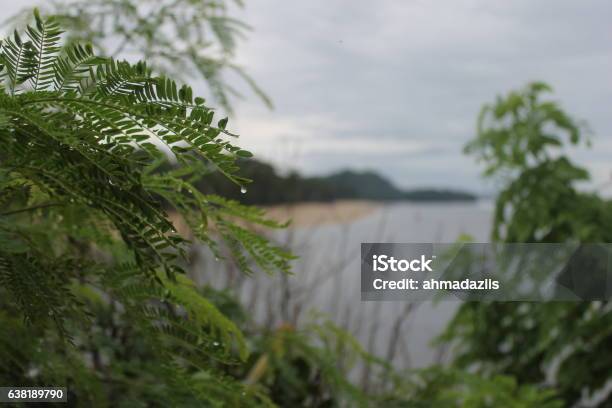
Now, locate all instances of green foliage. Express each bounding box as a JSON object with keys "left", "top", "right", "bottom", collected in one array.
[
  {"left": 465, "top": 82, "right": 585, "bottom": 176},
  {"left": 240, "top": 314, "right": 394, "bottom": 408},
  {"left": 384, "top": 368, "right": 562, "bottom": 408},
  {"left": 0, "top": 11, "right": 414, "bottom": 407},
  {"left": 442, "top": 82, "right": 612, "bottom": 406},
  {"left": 13, "top": 0, "right": 272, "bottom": 112},
  {"left": 464, "top": 81, "right": 611, "bottom": 242},
  {"left": 0, "top": 10, "right": 290, "bottom": 406}
]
